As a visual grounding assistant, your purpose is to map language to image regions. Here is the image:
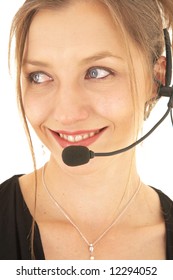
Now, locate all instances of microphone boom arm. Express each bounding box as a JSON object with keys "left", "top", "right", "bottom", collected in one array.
[{"left": 93, "top": 94, "right": 173, "bottom": 158}]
